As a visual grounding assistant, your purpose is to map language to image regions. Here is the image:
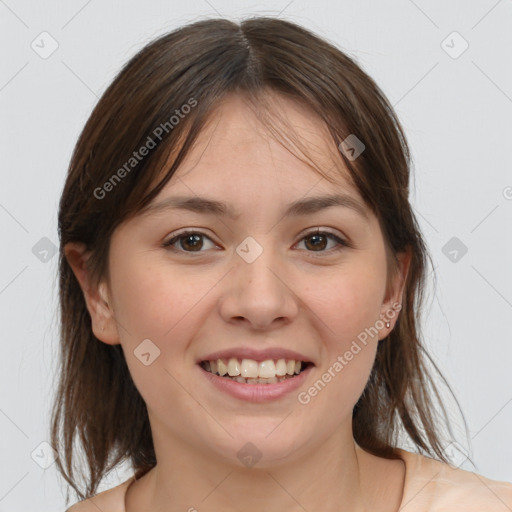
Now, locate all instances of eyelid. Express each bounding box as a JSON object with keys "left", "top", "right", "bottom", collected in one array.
[
  {"left": 162, "top": 228, "right": 218, "bottom": 252},
  {"left": 162, "top": 227, "right": 350, "bottom": 255},
  {"left": 298, "top": 226, "right": 348, "bottom": 243},
  {"left": 296, "top": 227, "right": 350, "bottom": 254}
]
